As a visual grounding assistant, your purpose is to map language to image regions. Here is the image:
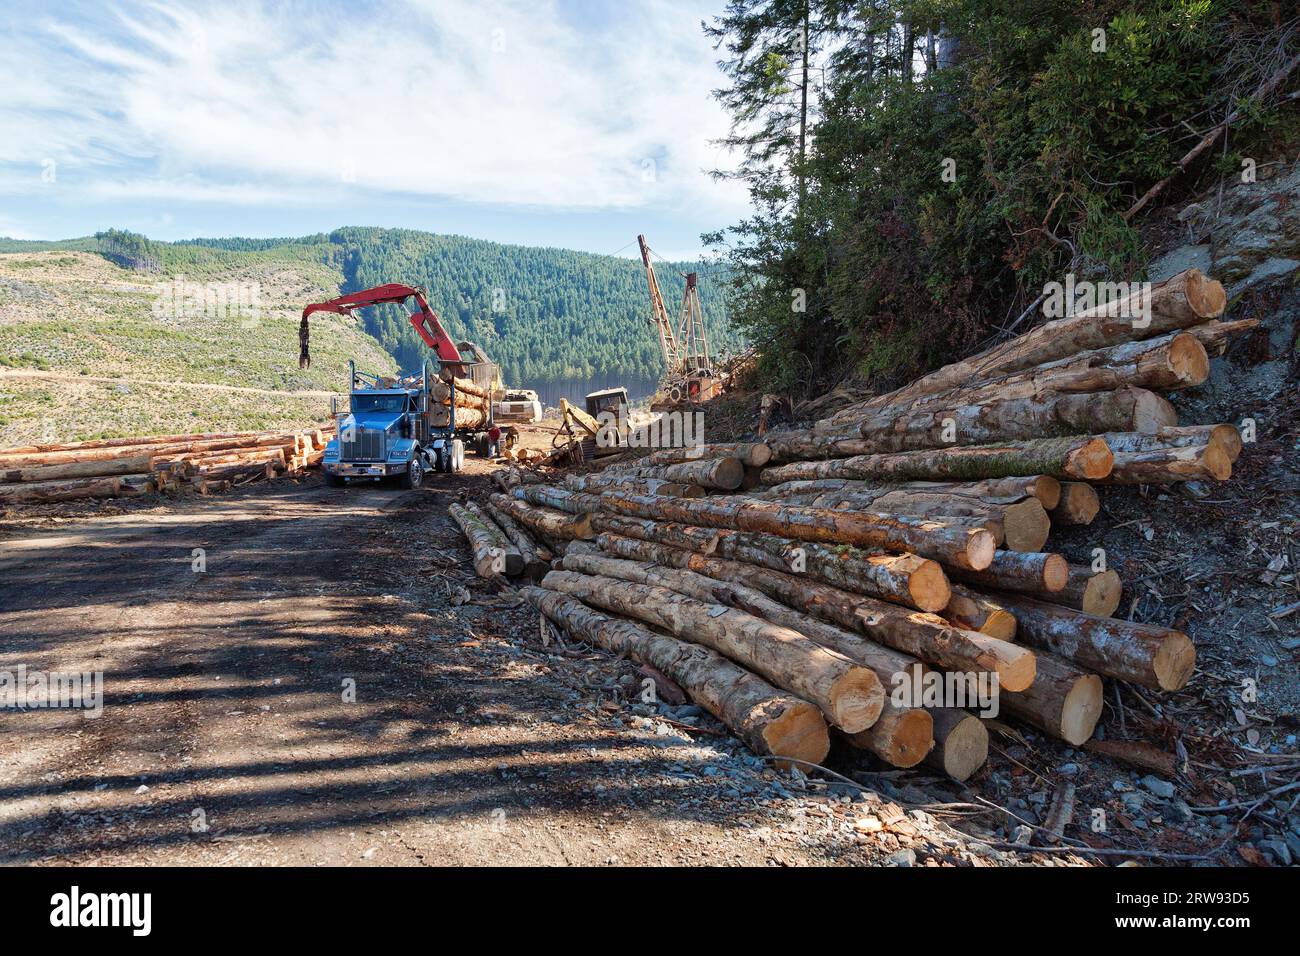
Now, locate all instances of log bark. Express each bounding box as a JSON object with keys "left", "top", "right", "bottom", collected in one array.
[
  {"left": 541, "top": 569, "right": 885, "bottom": 733},
  {"left": 1188, "top": 318, "right": 1260, "bottom": 356},
  {"left": 944, "top": 585, "right": 1017, "bottom": 641},
  {"left": 1000, "top": 652, "right": 1104, "bottom": 746},
  {"left": 562, "top": 473, "right": 703, "bottom": 498},
  {"left": 1019, "top": 566, "right": 1122, "bottom": 617},
  {"left": 611, "top": 442, "right": 773, "bottom": 468},
  {"left": 591, "top": 532, "right": 1034, "bottom": 690},
  {"left": 484, "top": 500, "right": 551, "bottom": 575},
  {"left": 523, "top": 586, "right": 830, "bottom": 765},
  {"left": 759, "top": 436, "right": 1113, "bottom": 484},
  {"left": 0, "top": 454, "right": 157, "bottom": 483},
  {"left": 992, "top": 592, "right": 1194, "bottom": 690},
  {"left": 0, "top": 475, "right": 124, "bottom": 503},
  {"left": 583, "top": 490, "right": 995, "bottom": 571},
  {"left": 1101, "top": 425, "right": 1241, "bottom": 462},
  {"left": 599, "top": 457, "right": 745, "bottom": 490},
  {"left": 589, "top": 515, "right": 950, "bottom": 611},
  {"left": 562, "top": 550, "right": 923, "bottom": 690},
  {"left": 823, "top": 270, "right": 1224, "bottom": 424},
  {"left": 0, "top": 432, "right": 305, "bottom": 468},
  {"left": 1050, "top": 481, "right": 1100, "bottom": 525},
  {"left": 950, "top": 550, "right": 1068, "bottom": 592},
  {"left": 922, "top": 708, "right": 989, "bottom": 781},
  {"left": 489, "top": 493, "right": 594, "bottom": 540},
  {"left": 758, "top": 475, "right": 1063, "bottom": 509},
  {"left": 450, "top": 501, "right": 521, "bottom": 577},
  {"left": 829, "top": 330, "right": 1210, "bottom": 429},
  {"left": 769, "top": 387, "right": 1176, "bottom": 459},
  {"left": 437, "top": 371, "right": 492, "bottom": 399},
  {"left": 1104, "top": 442, "right": 1231, "bottom": 483},
  {"left": 846, "top": 703, "right": 934, "bottom": 769}
]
